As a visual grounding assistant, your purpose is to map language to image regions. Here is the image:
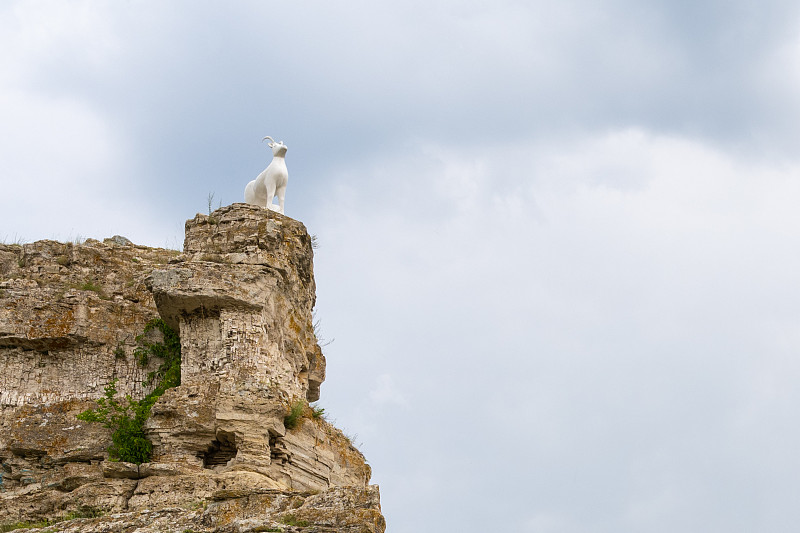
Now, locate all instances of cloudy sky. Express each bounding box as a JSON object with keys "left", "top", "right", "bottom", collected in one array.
[{"left": 4, "top": 1, "right": 800, "bottom": 531}]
